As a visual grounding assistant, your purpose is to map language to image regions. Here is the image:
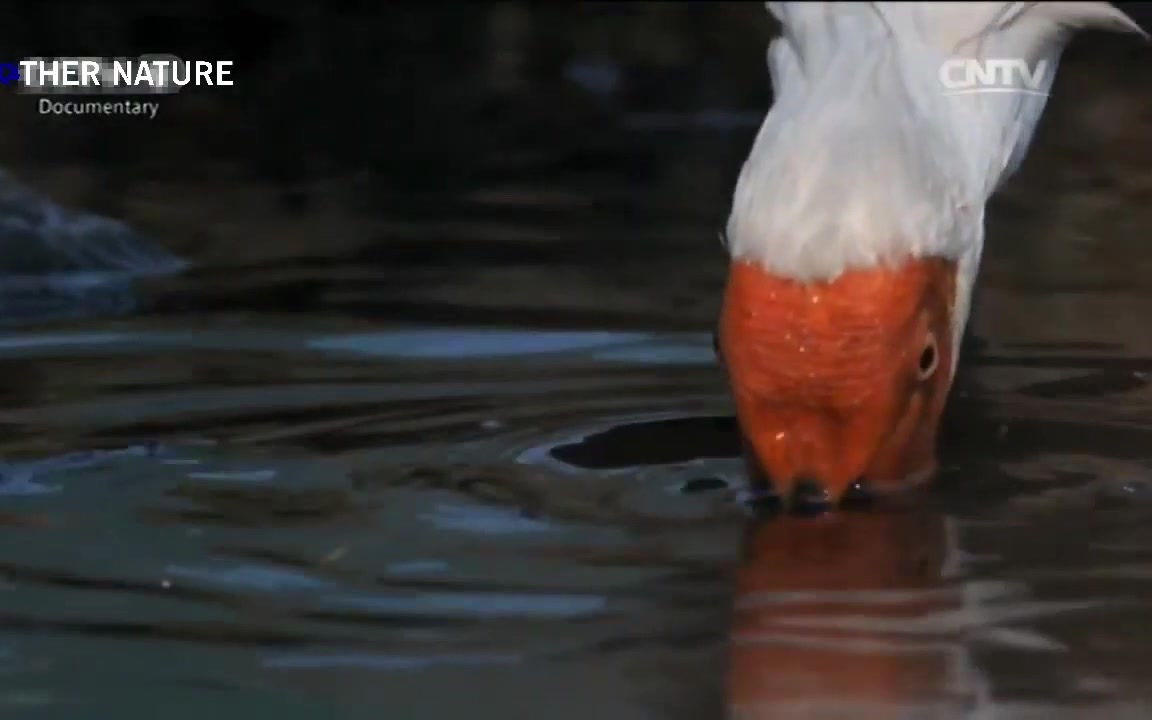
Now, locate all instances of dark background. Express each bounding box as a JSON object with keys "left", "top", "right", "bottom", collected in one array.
[{"left": 0, "top": 1, "right": 1149, "bottom": 321}]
